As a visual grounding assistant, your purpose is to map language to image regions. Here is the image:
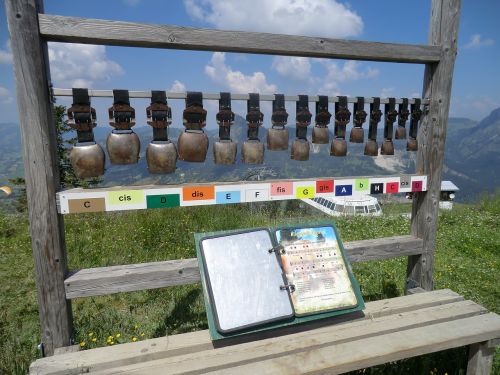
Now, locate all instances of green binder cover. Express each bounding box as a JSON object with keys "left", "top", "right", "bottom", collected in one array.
[{"left": 195, "top": 222, "right": 365, "bottom": 340}]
